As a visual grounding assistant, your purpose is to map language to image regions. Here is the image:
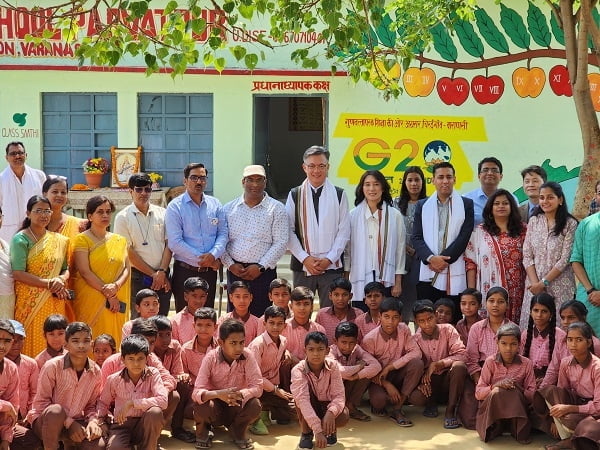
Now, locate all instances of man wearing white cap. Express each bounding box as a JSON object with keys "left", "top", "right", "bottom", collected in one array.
[{"left": 222, "top": 165, "right": 288, "bottom": 316}]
